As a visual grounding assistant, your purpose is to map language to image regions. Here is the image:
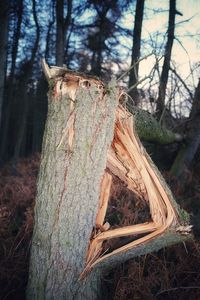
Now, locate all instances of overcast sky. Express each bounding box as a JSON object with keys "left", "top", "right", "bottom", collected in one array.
[{"left": 121, "top": 0, "right": 200, "bottom": 87}]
